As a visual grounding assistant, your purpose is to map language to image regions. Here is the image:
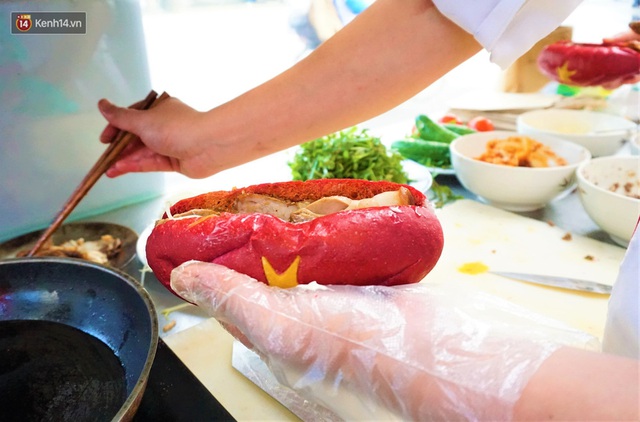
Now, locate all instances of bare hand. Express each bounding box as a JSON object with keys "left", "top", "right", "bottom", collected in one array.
[{"left": 98, "top": 97, "right": 219, "bottom": 178}]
